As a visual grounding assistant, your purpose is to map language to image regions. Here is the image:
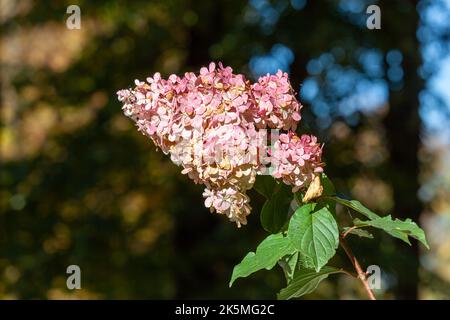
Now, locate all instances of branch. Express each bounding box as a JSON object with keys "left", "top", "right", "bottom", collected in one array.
[
  {"left": 339, "top": 237, "right": 376, "bottom": 300},
  {"left": 342, "top": 226, "right": 358, "bottom": 239}
]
